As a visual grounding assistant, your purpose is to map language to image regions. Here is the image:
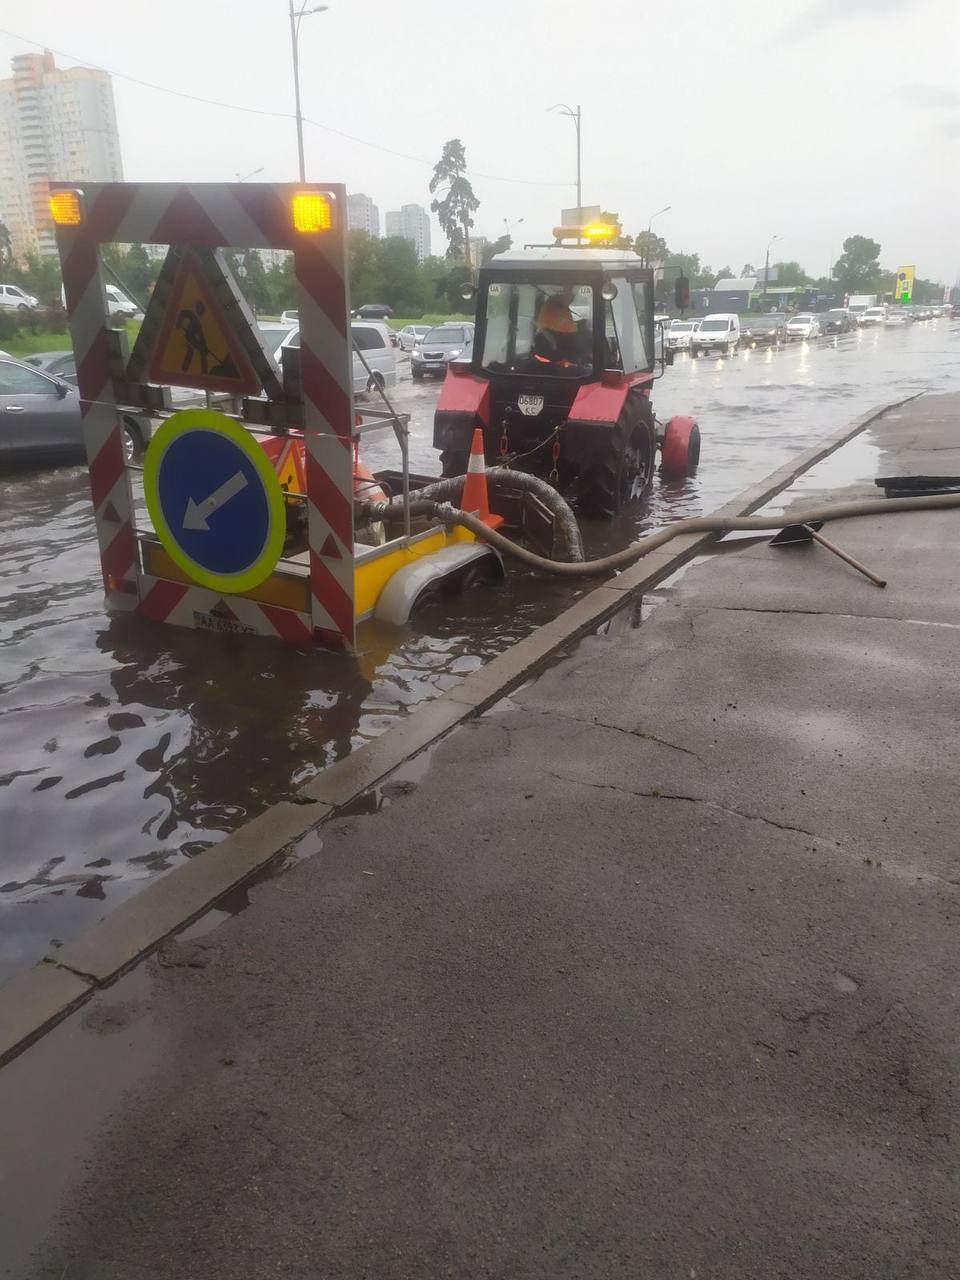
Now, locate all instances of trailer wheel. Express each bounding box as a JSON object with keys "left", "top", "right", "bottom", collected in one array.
[
  {"left": 577, "top": 394, "right": 656, "bottom": 519},
  {"left": 660, "top": 415, "right": 701, "bottom": 478},
  {"left": 440, "top": 448, "right": 470, "bottom": 478}
]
